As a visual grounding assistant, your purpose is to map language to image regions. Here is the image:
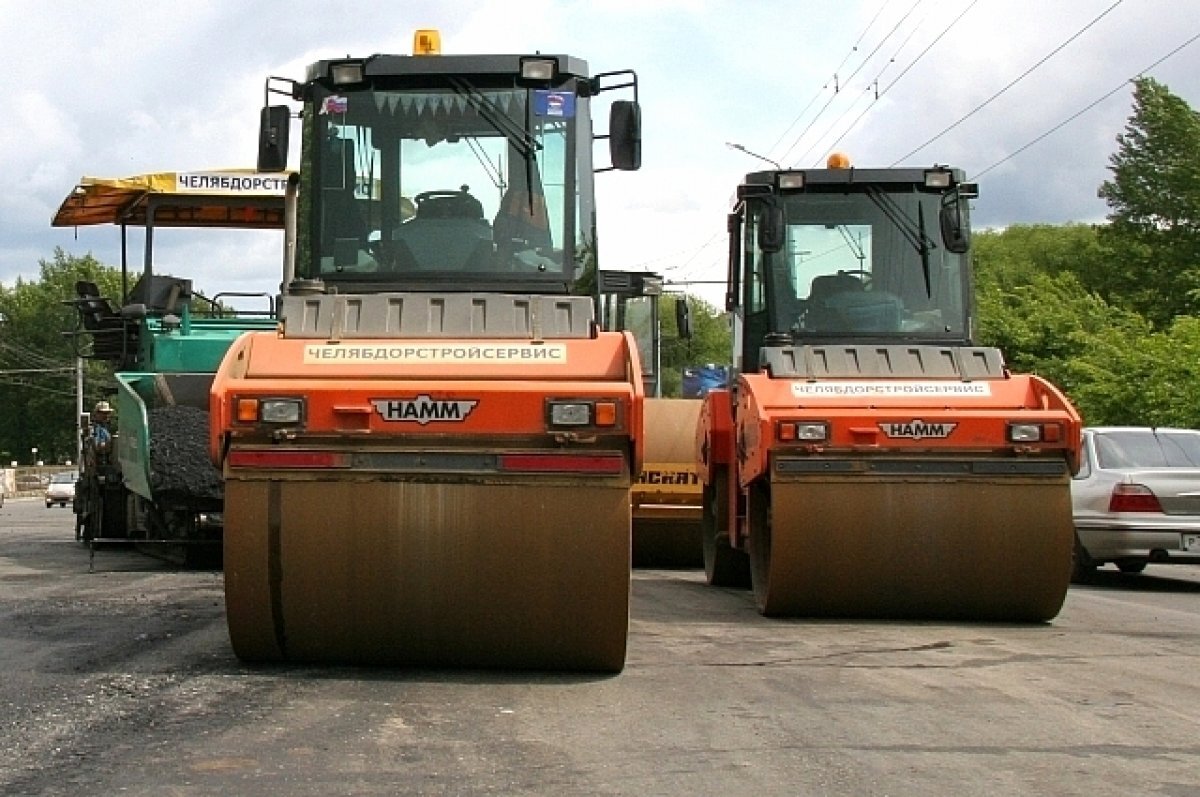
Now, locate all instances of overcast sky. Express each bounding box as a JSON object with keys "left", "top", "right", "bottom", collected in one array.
[{"left": 2, "top": 0, "right": 1197, "bottom": 307}]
